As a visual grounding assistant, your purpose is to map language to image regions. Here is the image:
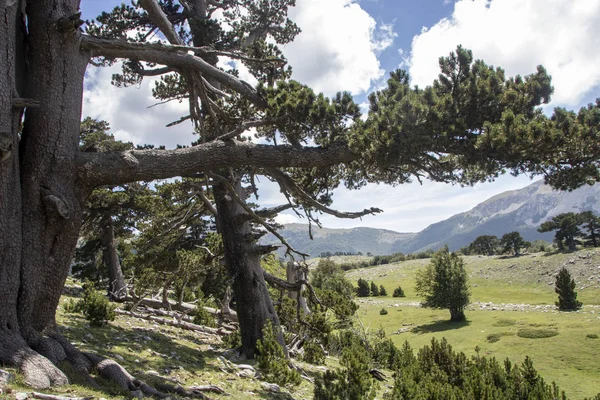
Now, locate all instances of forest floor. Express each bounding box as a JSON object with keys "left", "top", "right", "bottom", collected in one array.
[{"left": 1, "top": 248, "right": 599, "bottom": 399}]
